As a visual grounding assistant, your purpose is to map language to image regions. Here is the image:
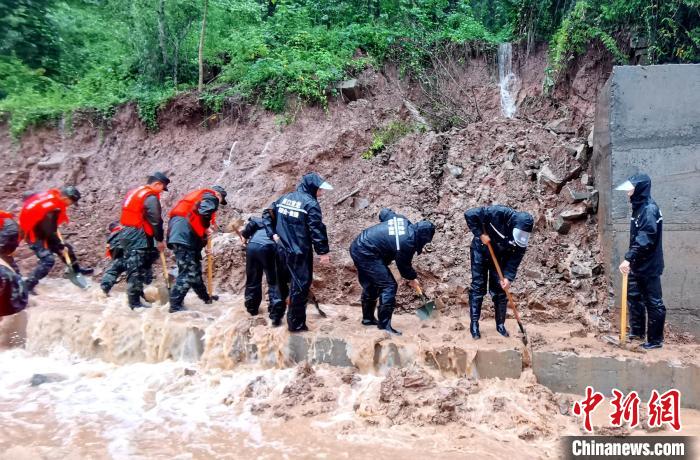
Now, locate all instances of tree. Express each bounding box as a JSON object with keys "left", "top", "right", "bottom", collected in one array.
[{"left": 198, "top": 0, "right": 209, "bottom": 91}]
